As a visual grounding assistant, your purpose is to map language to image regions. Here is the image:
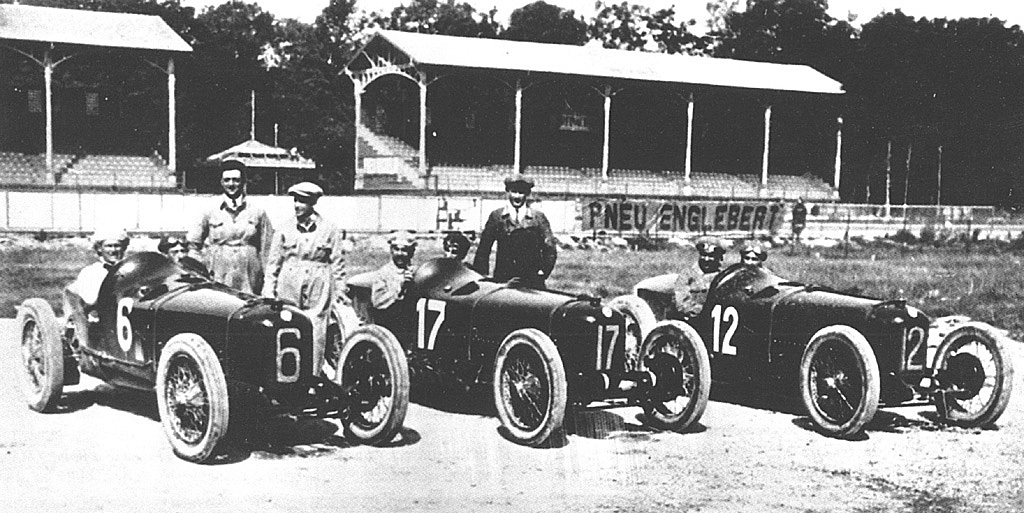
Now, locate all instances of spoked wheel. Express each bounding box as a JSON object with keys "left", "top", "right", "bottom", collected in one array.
[
  {"left": 799, "top": 325, "right": 880, "bottom": 438},
  {"left": 156, "top": 334, "right": 230, "bottom": 463},
  {"left": 637, "top": 320, "right": 711, "bottom": 431},
  {"left": 336, "top": 325, "right": 410, "bottom": 445},
  {"left": 16, "top": 298, "right": 64, "bottom": 413},
  {"left": 607, "top": 294, "right": 657, "bottom": 371},
  {"left": 493, "top": 328, "right": 567, "bottom": 447},
  {"left": 932, "top": 322, "right": 1014, "bottom": 428}
]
